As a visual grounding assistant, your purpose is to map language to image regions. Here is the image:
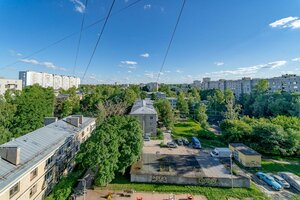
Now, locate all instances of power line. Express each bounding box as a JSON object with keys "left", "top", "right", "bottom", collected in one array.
[
  {"left": 1, "top": 0, "right": 143, "bottom": 70},
  {"left": 73, "top": 0, "right": 88, "bottom": 76},
  {"left": 81, "top": 0, "right": 116, "bottom": 81},
  {"left": 156, "top": 0, "right": 186, "bottom": 83}
]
